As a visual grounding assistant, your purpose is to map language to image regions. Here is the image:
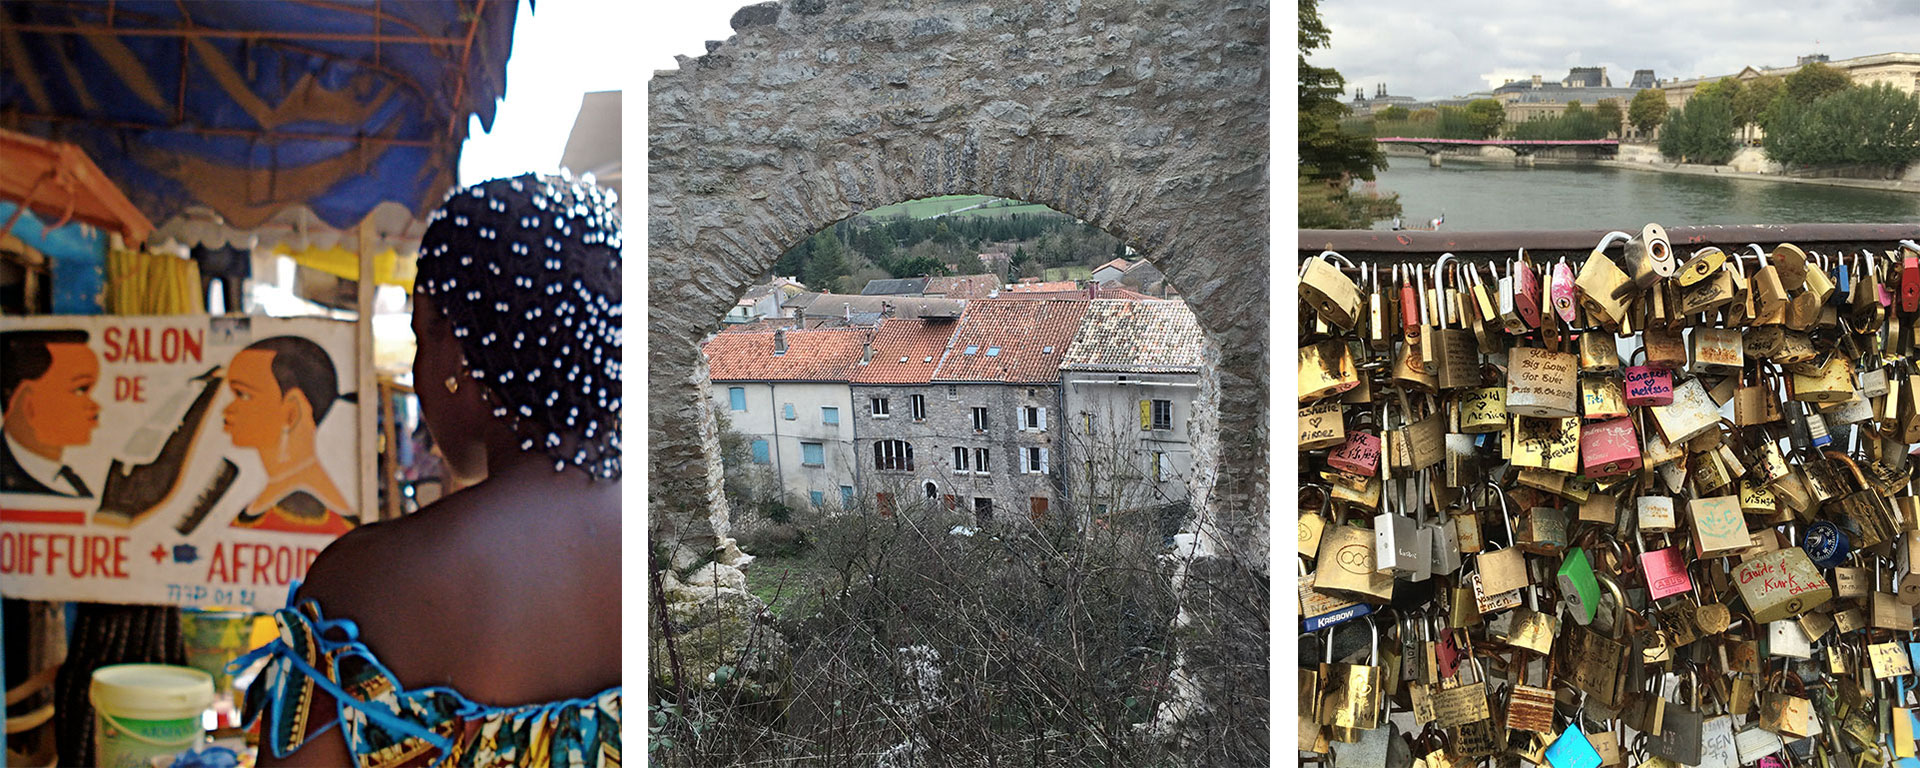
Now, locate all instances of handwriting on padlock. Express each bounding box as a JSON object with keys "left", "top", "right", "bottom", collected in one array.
[
  {"left": 1737, "top": 560, "right": 1826, "bottom": 596},
  {"left": 1624, "top": 368, "right": 1671, "bottom": 399}
]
